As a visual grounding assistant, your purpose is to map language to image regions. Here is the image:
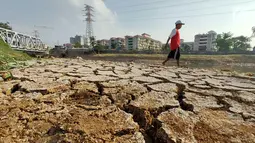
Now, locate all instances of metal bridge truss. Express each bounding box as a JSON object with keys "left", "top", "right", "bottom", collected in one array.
[{"left": 0, "top": 27, "right": 47, "bottom": 52}]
